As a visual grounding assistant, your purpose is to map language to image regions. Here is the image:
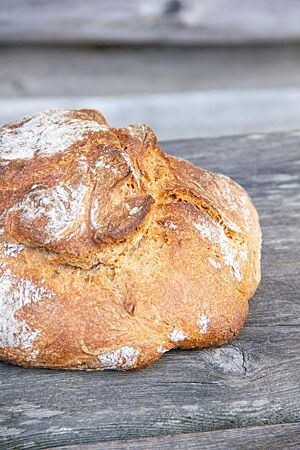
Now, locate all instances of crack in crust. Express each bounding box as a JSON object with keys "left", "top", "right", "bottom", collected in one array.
[{"left": 0, "top": 110, "right": 250, "bottom": 270}]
